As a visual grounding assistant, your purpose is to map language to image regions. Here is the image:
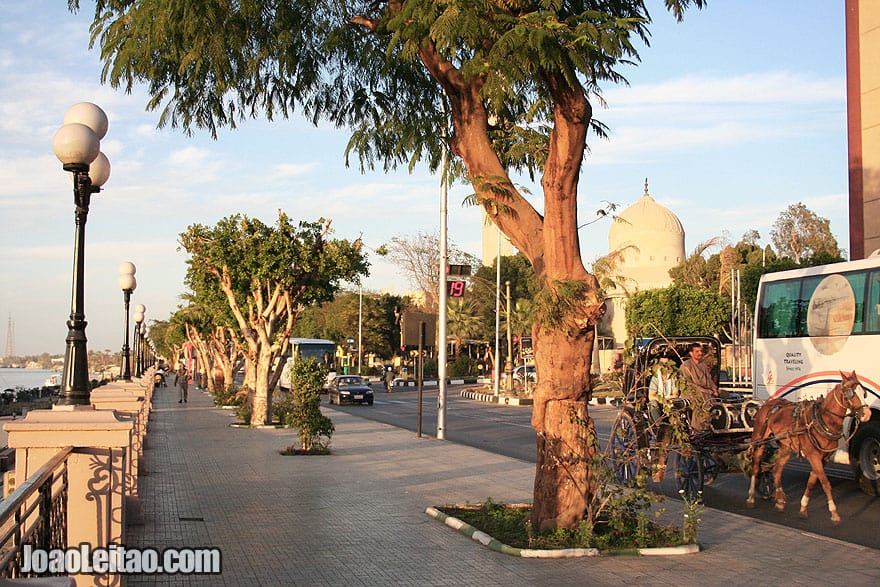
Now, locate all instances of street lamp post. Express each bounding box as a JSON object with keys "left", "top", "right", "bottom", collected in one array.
[
  {"left": 118, "top": 262, "right": 137, "bottom": 381},
  {"left": 52, "top": 103, "right": 110, "bottom": 406},
  {"left": 133, "top": 305, "right": 145, "bottom": 377},
  {"left": 504, "top": 280, "right": 514, "bottom": 393},
  {"left": 357, "top": 280, "right": 363, "bottom": 375},
  {"left": 493, "top": 227, "right": 502, "bottom": 397}
]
